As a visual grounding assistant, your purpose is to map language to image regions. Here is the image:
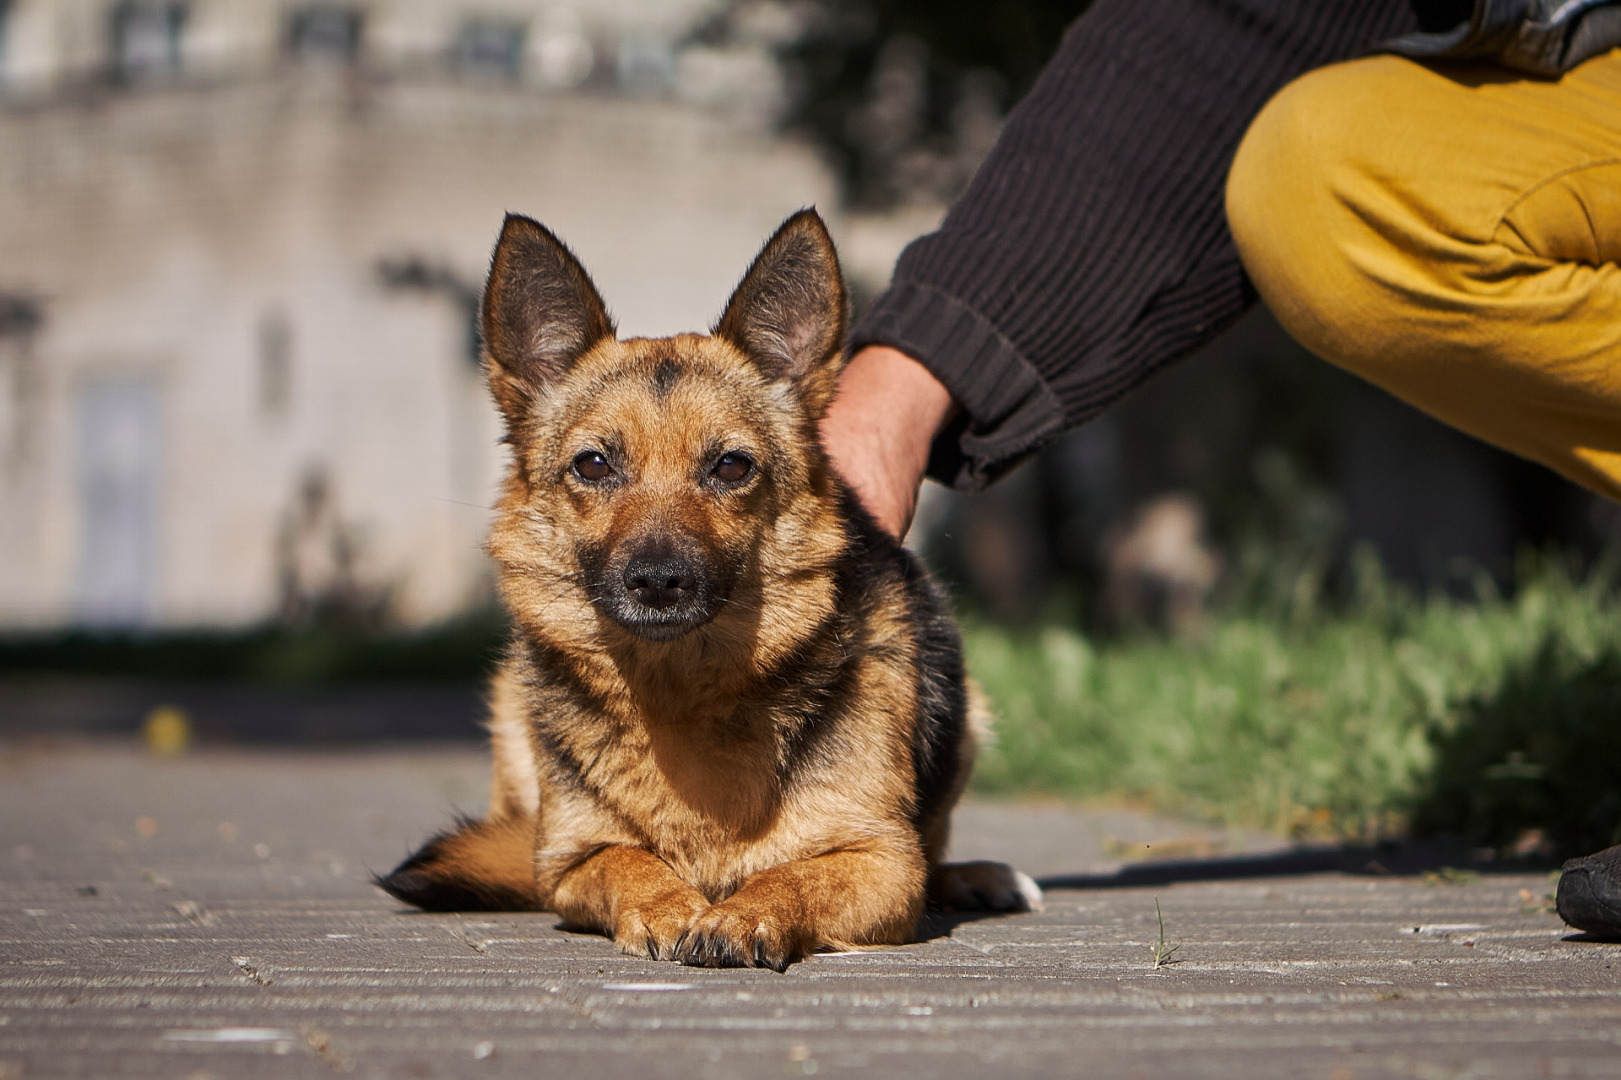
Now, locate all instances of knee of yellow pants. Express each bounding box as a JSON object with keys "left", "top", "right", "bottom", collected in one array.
[
  {"left": 1225, "top": 53, "right": 1621, "bottom": 501},
  {"left": 1225, "top": 58, "right": 1416, "bottom": 377}
]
